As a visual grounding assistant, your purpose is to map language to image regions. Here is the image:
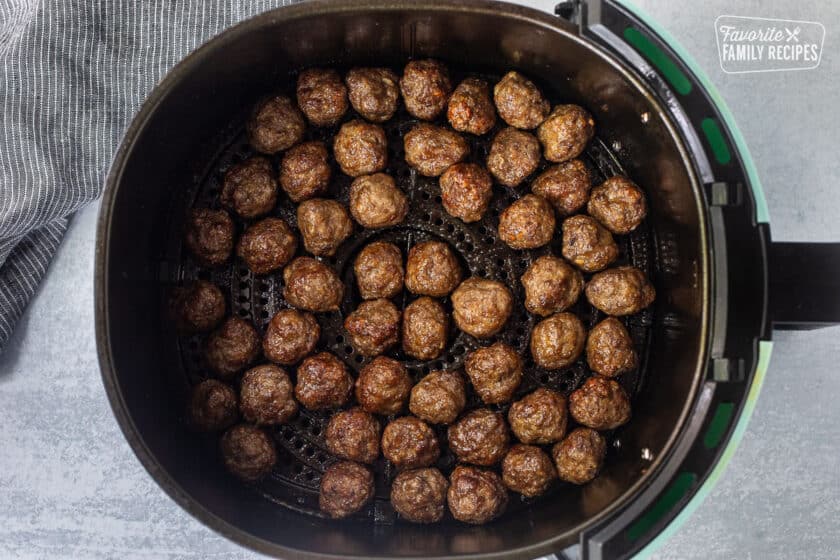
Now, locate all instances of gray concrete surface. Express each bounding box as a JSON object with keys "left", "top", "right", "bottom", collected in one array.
[{"left": 1, "top": 1, "right": 839, "bottom": 558}]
